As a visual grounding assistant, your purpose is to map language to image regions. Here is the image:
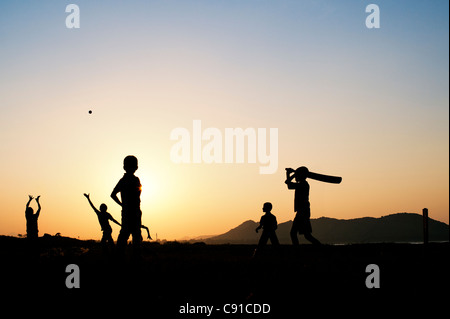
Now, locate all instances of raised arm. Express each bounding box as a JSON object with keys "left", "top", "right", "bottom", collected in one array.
[
  {"left": 25, "top": 195, "right": 33, "bottom": 216},
  {"left": 285, "top": 168, "right": 295, "bottom": 183},
  {"left": 285, "top": 168, "right": 296, "bottom": 188},
  {"left": 35, "top": 196, "right": 41, "bottom": 217},
  {"left": 26, "top": 195, "right": 33, "bottom": 208},
  {"left": 83, "top": 193, "right": 100, "bottom": 214},
  {"left": 109, "top": 215, "right": 121, "bottom": 227}
]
